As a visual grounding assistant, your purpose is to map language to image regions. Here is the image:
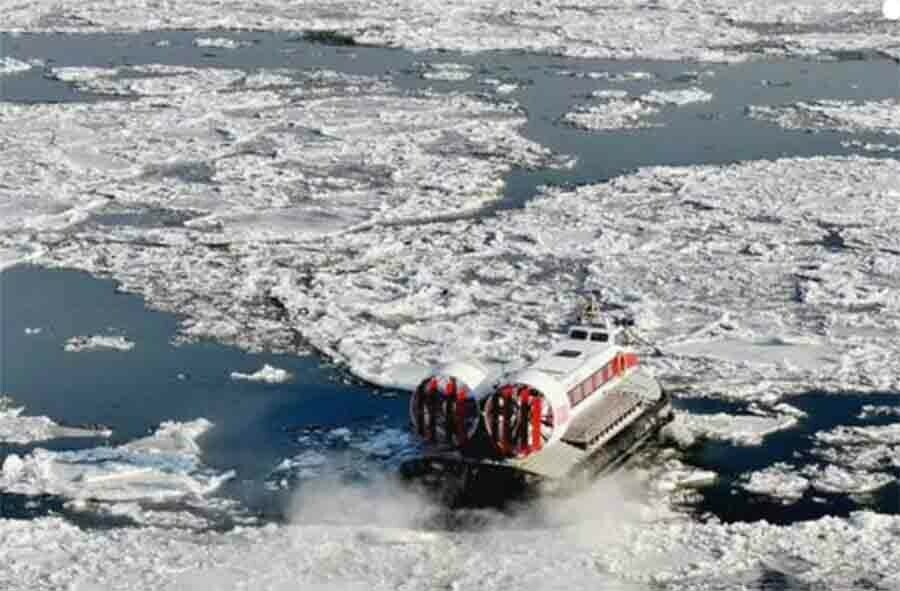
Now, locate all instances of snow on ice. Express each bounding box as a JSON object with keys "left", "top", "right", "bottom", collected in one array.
[
  {"left": 803, "top": 463, "right": 894, "bottom": 495},
  {"left": 0, "top": 398, "right": 111, "bottom": 444},
  {"left": 229, "top": 364, "right": 292, "bottom": 383},
  {"left": 741, "top": 463, "right": 810, "bottom": 502},
  {"left": 859, "top": 404, "right": 900, "bottom": 418},
  {"left": 192, "top": 36, "right": 252, "bottom": 49},
  {"left": 641, "top": 88, "right": 714, "bottom": 107},
  {"left": 64, "top": 335, "right": 135, "bottom": 352},
  {"left": 1, "top": 504, "right": 899, "bottom": 590},
  {"left": 563, "top": 87, "right": 713, "bottom": 132},
  {"left": 1, "top": 64, "right": 554, "bottom": 352},
  {"left": 0, "top": 56, "right": 35, "bottom": 76},
  {"left": 16, "top": 81, "right": 900, "bottom": 400},
  {"left": 417, "top": 62, "right": 474, "bottom": 82},
  {"left": 562, "top": 99, "right": 662, "bottom": 132},
  {"left": 811, "top": 422, "right": 900, "bottom": 473},
  {"left": 749, "top": 99, "right": 900, "bottom": 136},
  {"left": 0, "top": 418, "right": 232, "bottom": 503},
  {"left": 666, "top": 409, "right": 799, "bottom": 447},
  {"left": 2, "top": 1, "right": 897, "bottom": 61}
]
